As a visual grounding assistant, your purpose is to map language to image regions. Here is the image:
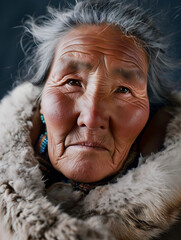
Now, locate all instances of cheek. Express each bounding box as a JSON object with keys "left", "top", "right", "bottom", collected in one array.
[
  {"left": 41, "top": 87, "right": 76, "bottom": 136},
  {"left": 113, "top": 100, "right": 149, "bottom": 140}
]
